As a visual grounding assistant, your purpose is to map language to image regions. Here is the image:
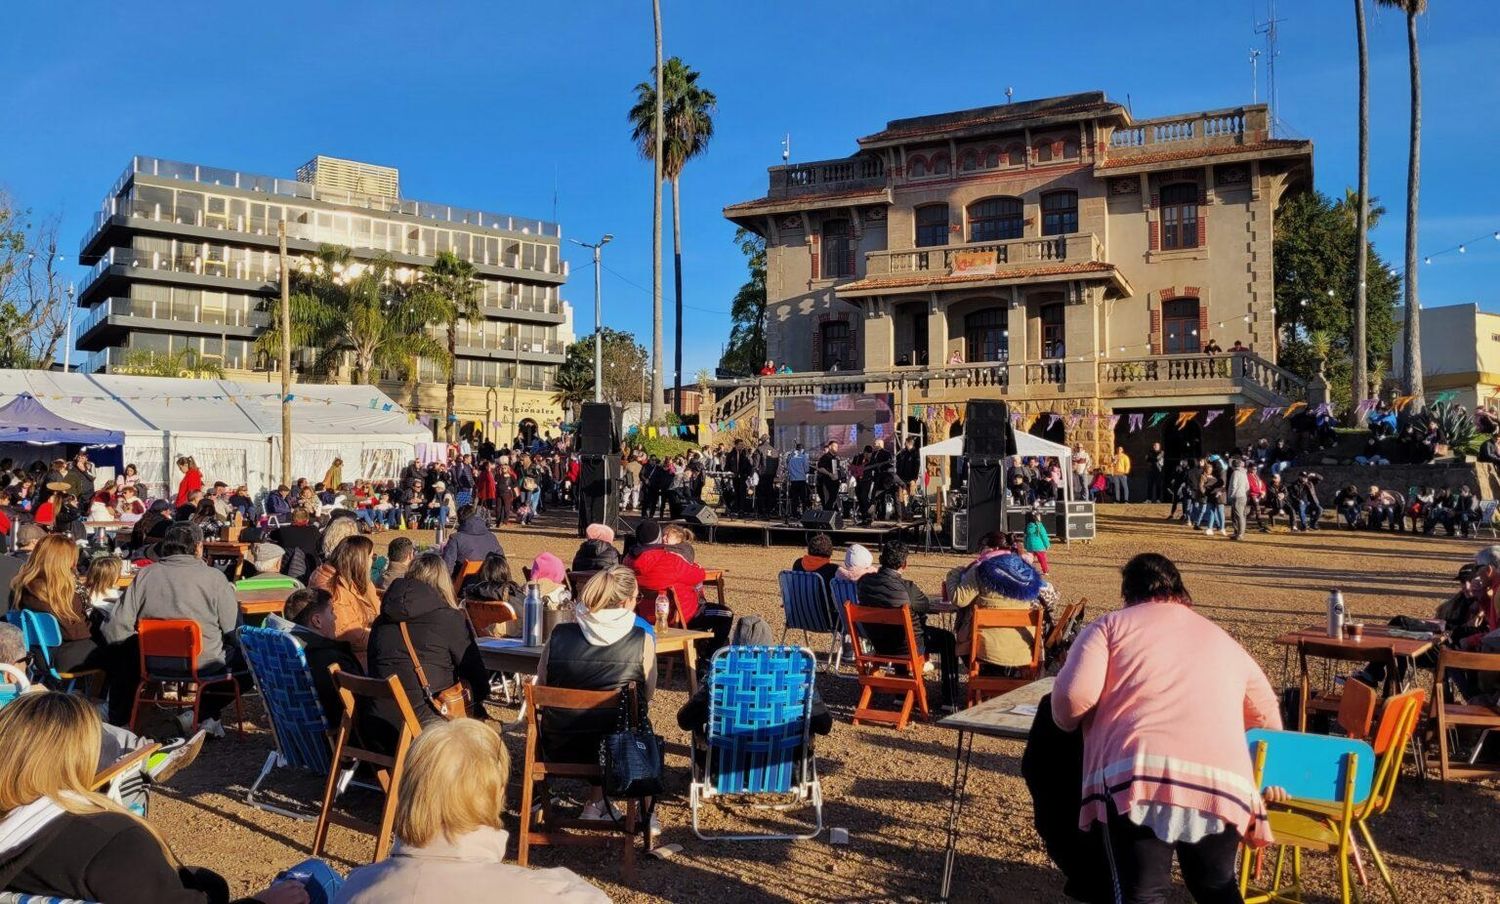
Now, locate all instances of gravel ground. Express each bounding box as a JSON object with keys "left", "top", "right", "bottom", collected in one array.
[{"left": 145, "top": 505, "right": 1500, "bottom": 903}]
